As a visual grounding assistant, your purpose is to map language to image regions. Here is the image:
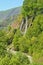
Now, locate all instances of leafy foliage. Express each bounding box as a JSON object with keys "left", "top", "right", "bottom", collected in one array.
[
  {"left": 22, "top": 0, "right": 43, "bottom": 17},
  {"left": 0, "top": 0, "right": 43, "bottom": 65},
  {"left": 0, "top": 52, "right": 30, "bottom": 65}
]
